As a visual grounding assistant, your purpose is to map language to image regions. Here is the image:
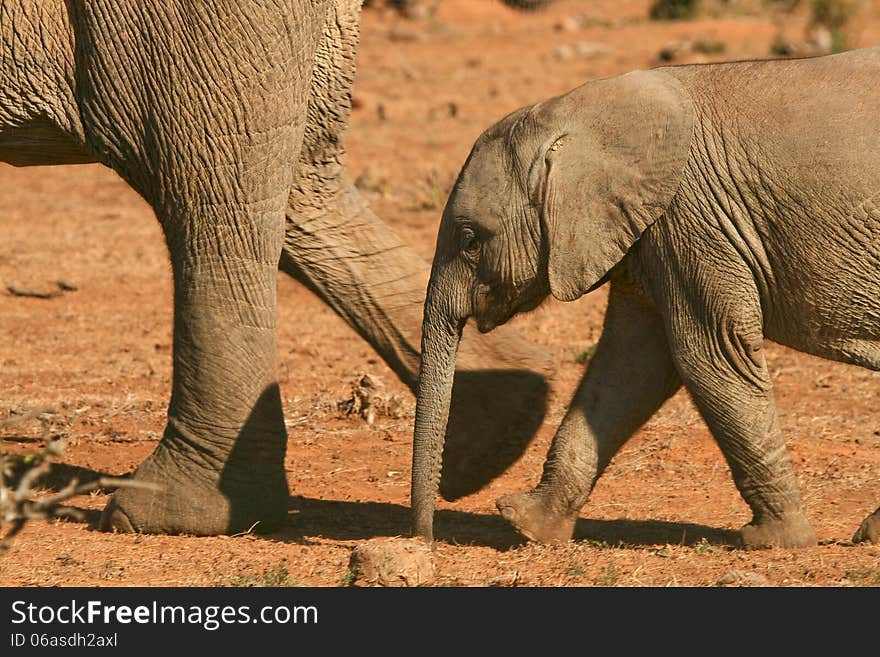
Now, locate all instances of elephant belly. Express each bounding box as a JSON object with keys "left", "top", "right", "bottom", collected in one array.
[
  {"left": 760, "top": 205, "right": 880, "bottom": 371},
  {"left": 737, "top": 151, "right": 880, "bottom": 369},
  {"left": 666, "top": 164, "right": 880, "bottom": 372}
]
